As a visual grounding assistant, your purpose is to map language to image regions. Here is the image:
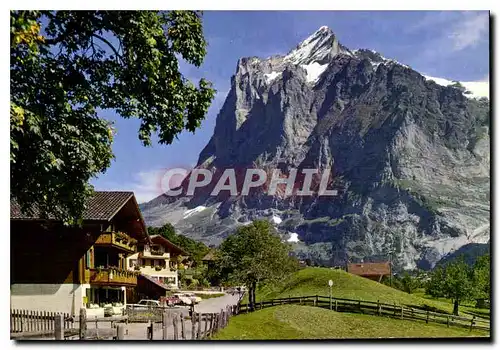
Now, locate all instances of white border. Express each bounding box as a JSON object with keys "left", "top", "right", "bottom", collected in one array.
[{"left": 1, "top": 3, "right": 496, "bottom": 350}]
